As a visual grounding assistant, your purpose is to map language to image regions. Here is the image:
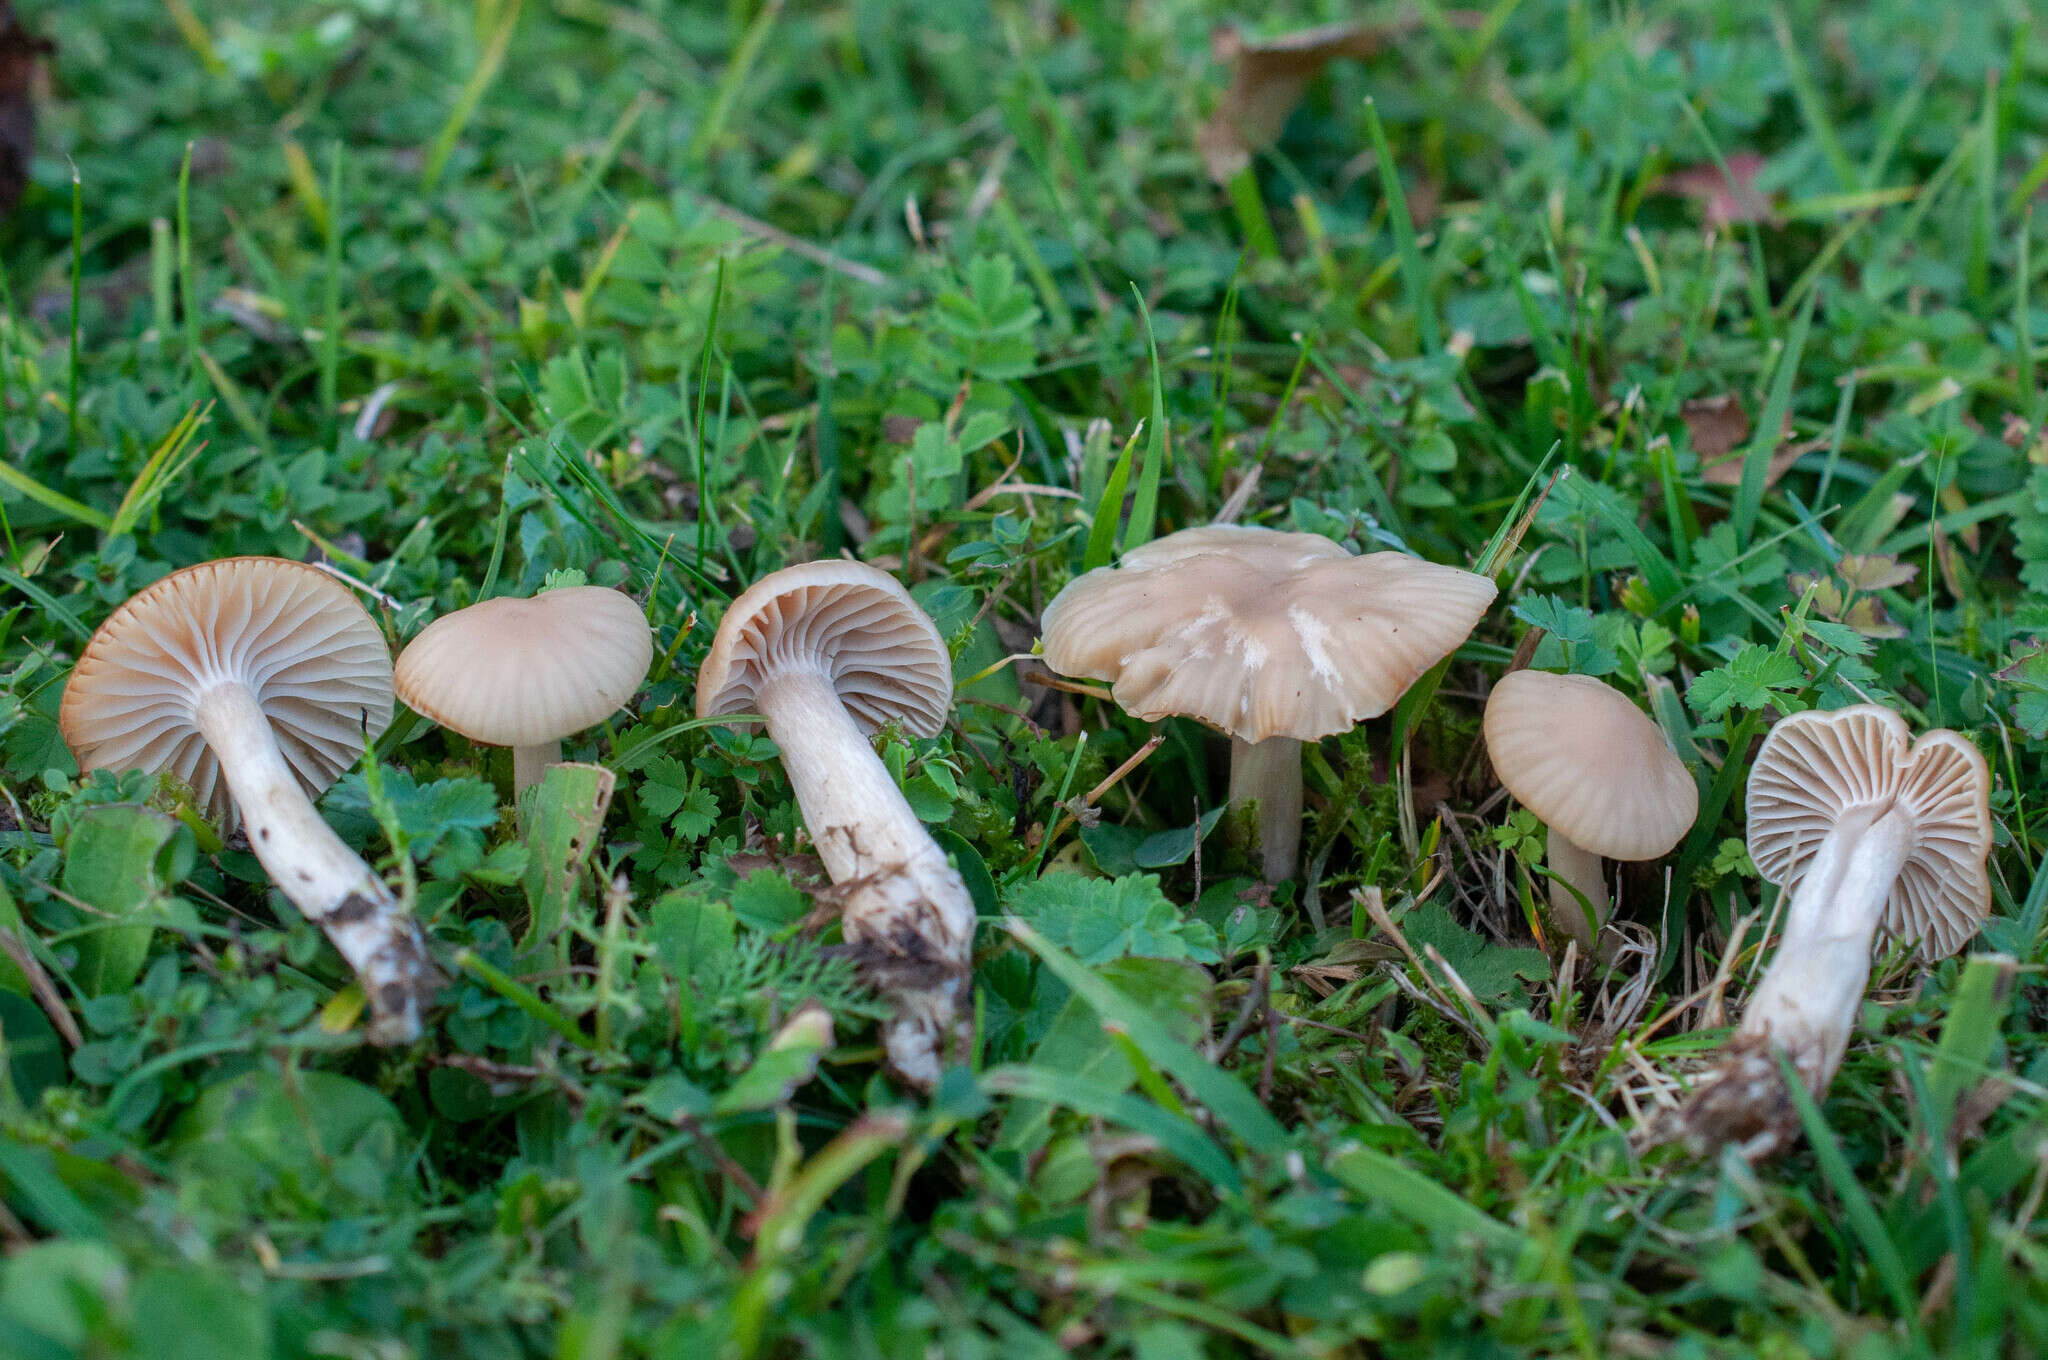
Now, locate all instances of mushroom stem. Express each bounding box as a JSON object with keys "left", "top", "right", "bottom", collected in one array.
[
  {"left": 1229, "top": 736, "right": 1303, "bottom": 883},
  {"left": 513, "top": 740, "right": 559, "bottom": 795},
  {"left": 193, "top": 682, "right": 436, "bottom": 1045},
  {"left": 1737, "top": 803, "right": 1912, "bottom": 1093},
  {"left": 753, "top": 668, "right": 975, "bottom": 1089},
  {"left": 1544, "top": 827, "right": 1609, "bottom": 953}
]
